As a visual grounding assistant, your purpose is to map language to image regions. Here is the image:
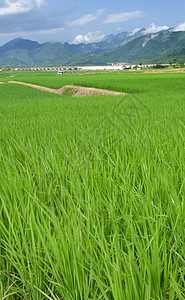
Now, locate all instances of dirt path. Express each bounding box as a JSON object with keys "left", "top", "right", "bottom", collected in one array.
[
  {"left": 8, "top": 81, "right": 57, "bottom": 94},
  {"left": 8, "top": 81, "right": 125, "bottom": 97}
]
